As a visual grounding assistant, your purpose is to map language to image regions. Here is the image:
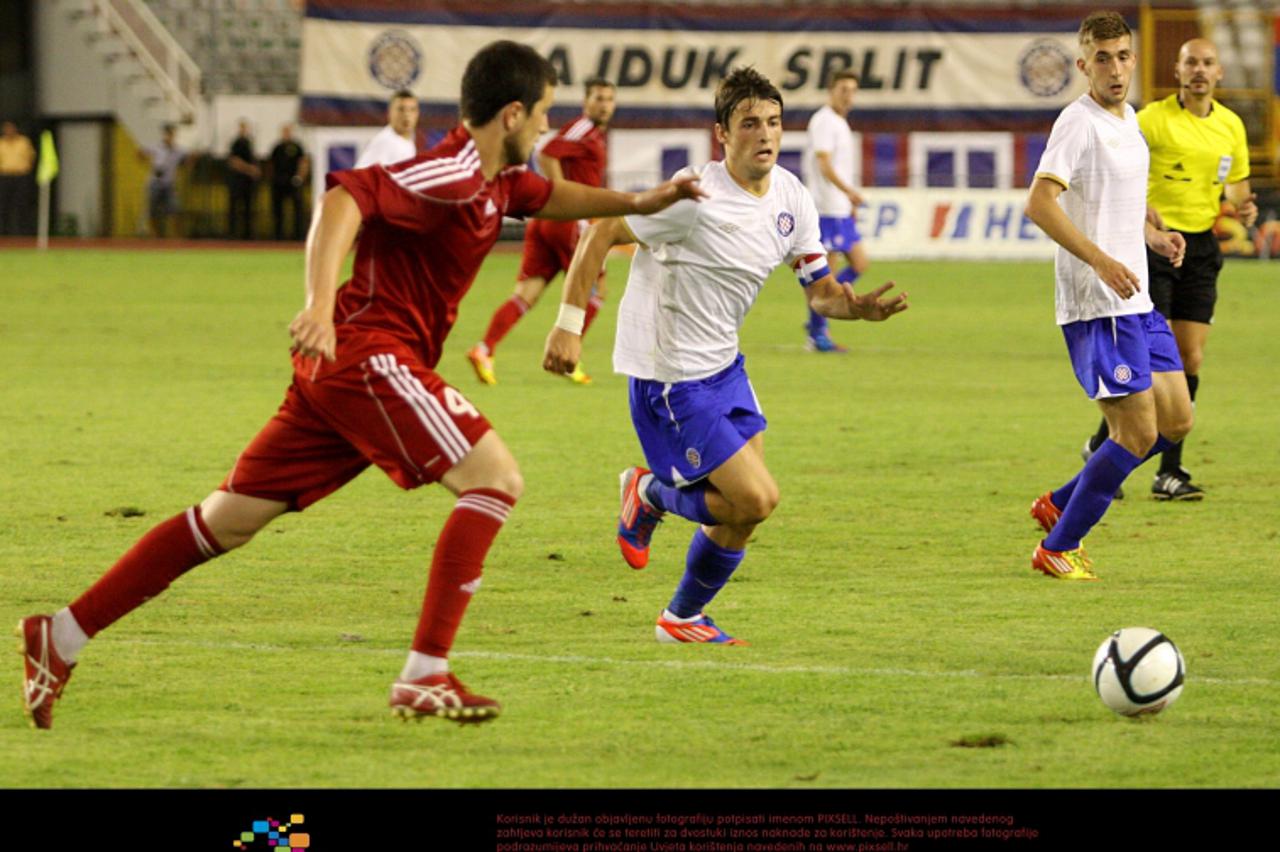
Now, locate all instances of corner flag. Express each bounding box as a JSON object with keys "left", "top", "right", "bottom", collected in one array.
[{"left": 36, "top": 130, "right": 59, "bottom": 185}]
